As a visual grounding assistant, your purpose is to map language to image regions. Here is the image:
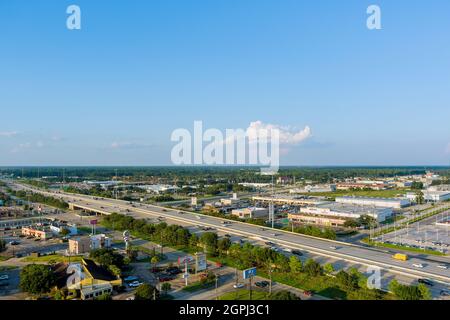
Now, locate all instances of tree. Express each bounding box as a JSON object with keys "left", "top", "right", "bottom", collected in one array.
[
  {"left": 303, "top": 259, "right": 323, "bottom": 277},
  {"left": 217, "top": 238, "right": 231, "bottom": 255},
  {"left": 89, "top": 248, "right": 124, "bottom": 269},
  {"left": 388, "top": 280, "right": 423, "bottom": 300},
  {"left": 343, "top": 219, "right": 360, "bottom": 228},
  {"left": 199, "top": 232, "right": 218, "bottom": 255},
  {"left": 151, "top": 255, "right": 160, "bottom": 271},
  {"left": 270, "top": 290, "right": 301, "bottom": 300},
  {"left": 415, "top": 191, "right": 425, "bottom": 205},
  {"left": 135, "top": 284, "right": 159, "bottom": 300},
  {"left": 323, "top": 263, "right": 335, "bottom": 275},
  {"left": 336, "top": 270, "right": 359, "bottom": 290},
  {"left": 288, "top": 256, "right": 303, "bottom": 273},
  {"left": 418, "top": 284, "right": 431, "bottom": 300},
  {"left": 161, "top": 282, "right": 171, "bottom": 295},
  {"left": 20, "top": 264, "right": 56, "bottom": 295}
]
